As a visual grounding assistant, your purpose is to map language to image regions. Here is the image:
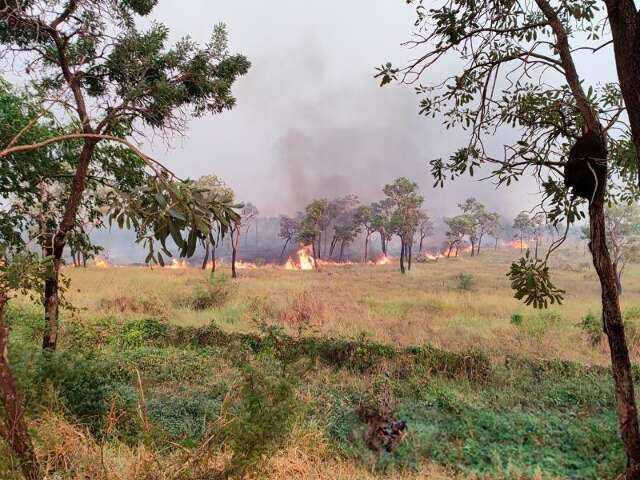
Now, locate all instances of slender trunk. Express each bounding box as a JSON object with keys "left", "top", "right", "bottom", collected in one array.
[
  {"left": 202, "top": 239, "right": 210, "bottom": 270},
  {"left": 399, "top": 241, "right": 406, "bottom": 274},
  {"left": 81, "top": 253, "right": 86, "bottom": 268},
  {"left": 339, "top": 241, "right": 345, "bottom": 262},
  {"left": 407, "top": 242, "right": 412, "bottom": 271},
  {"left": 590, "top": 196, "right": 640, "bottom": 479},
  {"left": 211, "top": 237, "right": 217, "bottom": 275},
  {"left": 311, "top": 241, "right": 318, "bottom": 270},
  {"left": 329, "top": 237, "right": 338, "bottom": 259},
  {"left": 380, "top": 231, "right": 387, "bottom": 256},
  {"left": 231, "top": 228, "right": 239, "bottom": 279},
  {"left": 317, "top": 232, "right": 322, "bottom": 260},
  {"left": 42, "top": 141, "right": 97, "bottom": 351},
  {"left": 477, "top": 233, "right": 484, "bottom": 256},
  {"left": 419, "top": 236, "right": 424, "bottom": 253},
  {"left": 470, "top": 239, "right": 476, "bottom": 257},
  {"left": 363, "top": 234, "right": 369, "bottom": 263},
  {"left": 0, "top": 293, "right": 40, "bottom": 480},
  {"left": 280, "top": 238, "right": 290, "bottom": 261},
  {"left": 447, "top": 245, "right": 453, "bottom": 258}
]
